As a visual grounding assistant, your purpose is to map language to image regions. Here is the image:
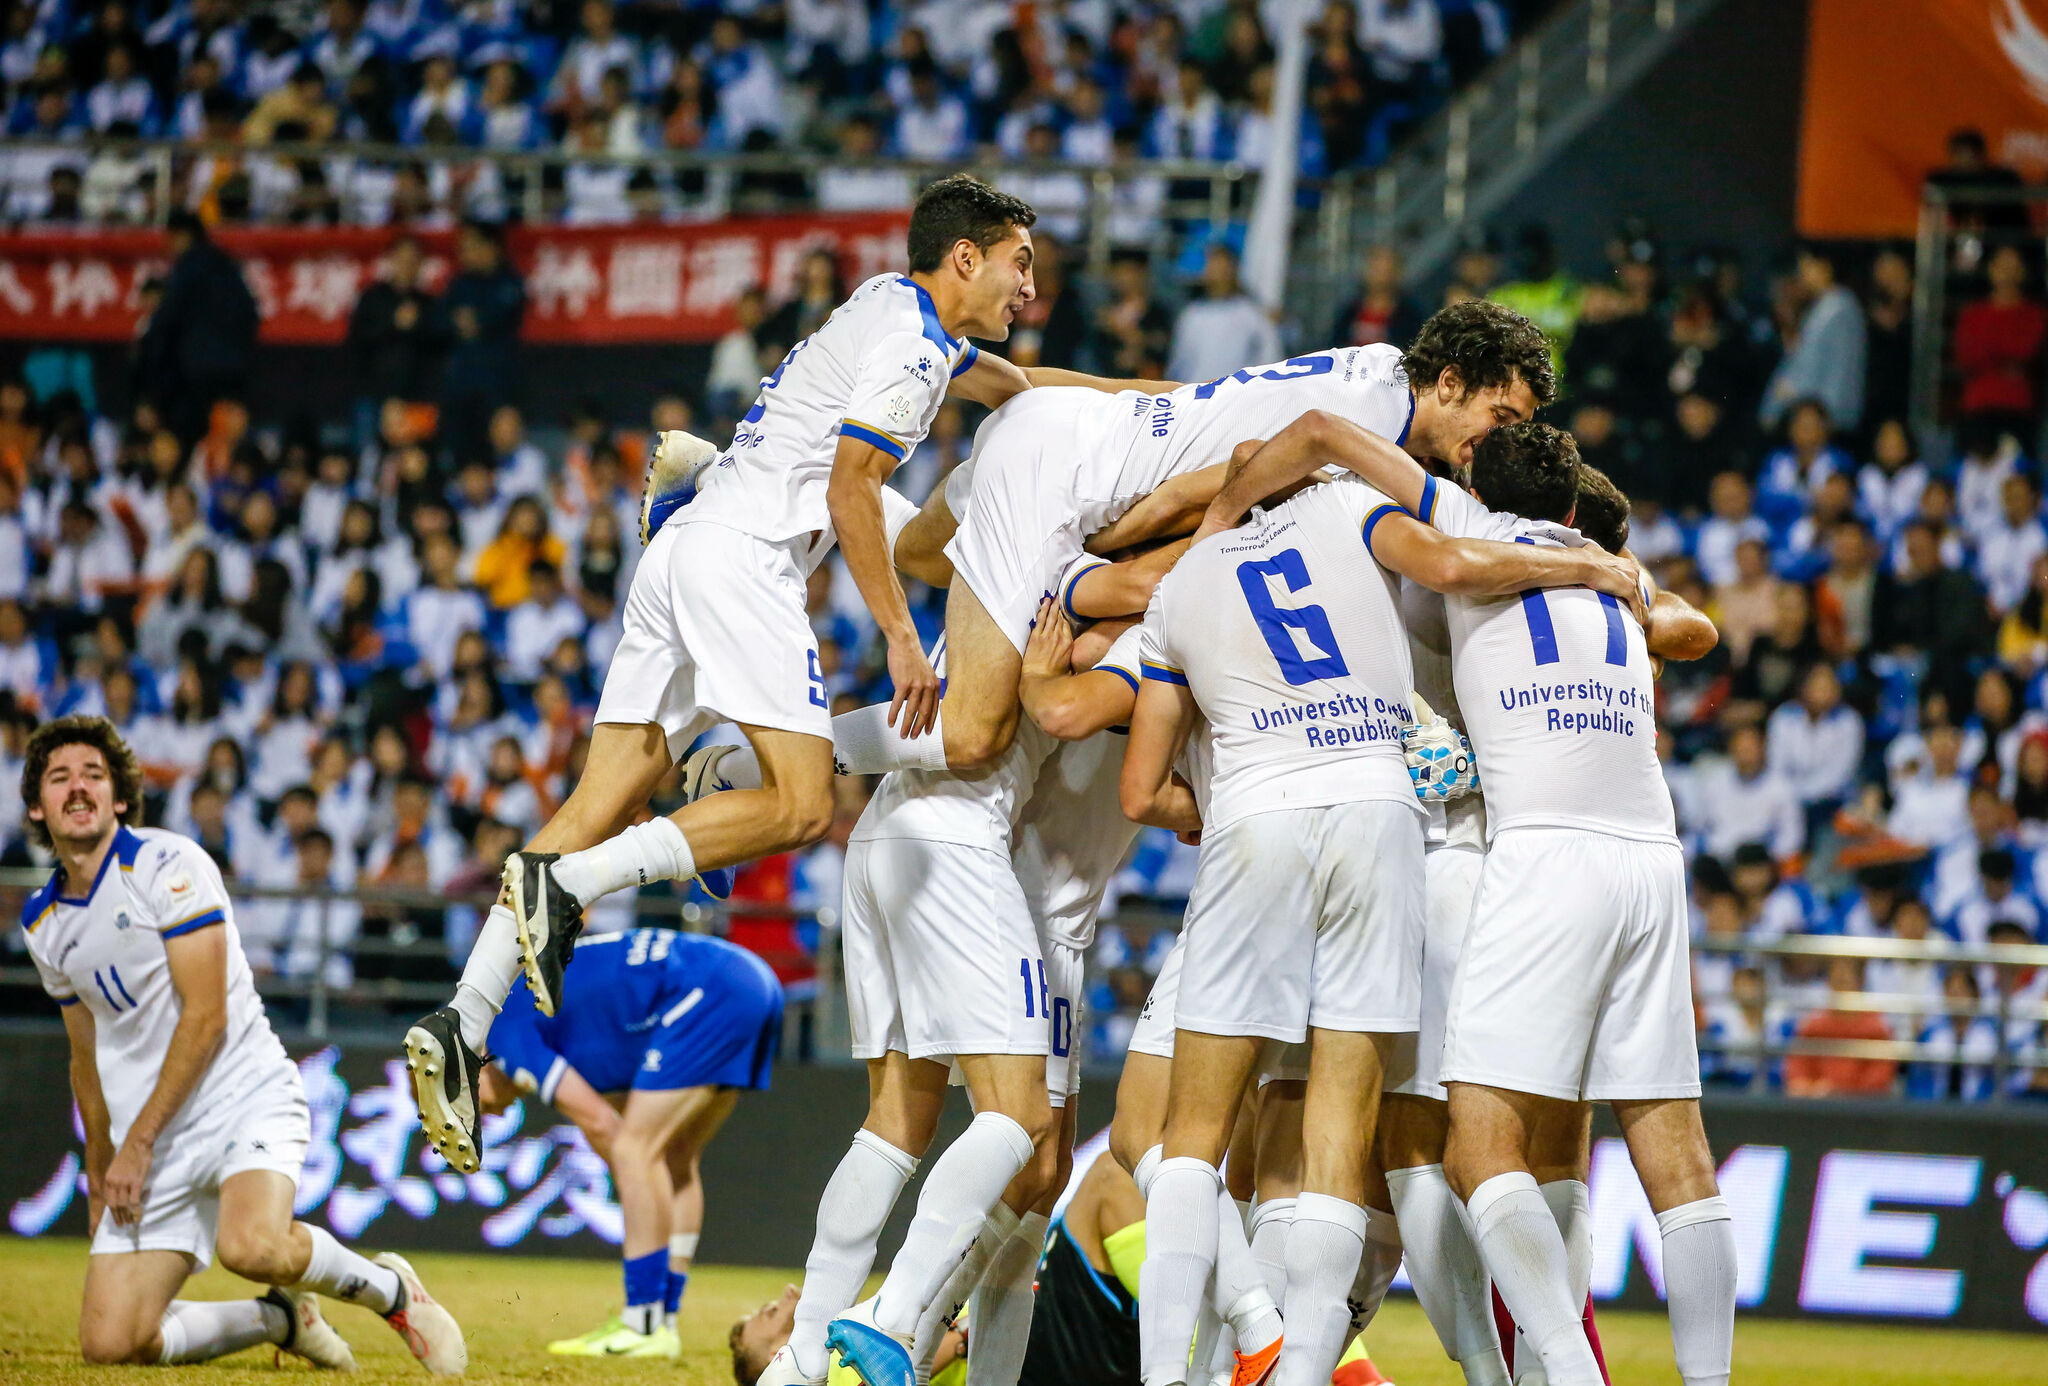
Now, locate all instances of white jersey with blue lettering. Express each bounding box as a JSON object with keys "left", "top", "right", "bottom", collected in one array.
[
  {"left": 681, "top": 273, "right": 976, "bottom": 565},
  {"left": 1426, "top": 486, "right": 1675, "bottom": 844},
  {"left": 23, "top": 826, "right": 292, "bottom": 1148},
  {"left": 1402, "top": 575, "right": 1488, "bottom": 850},
  {"left": 1139, "top": 474, "right": 1421, "bottom": 833}
]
